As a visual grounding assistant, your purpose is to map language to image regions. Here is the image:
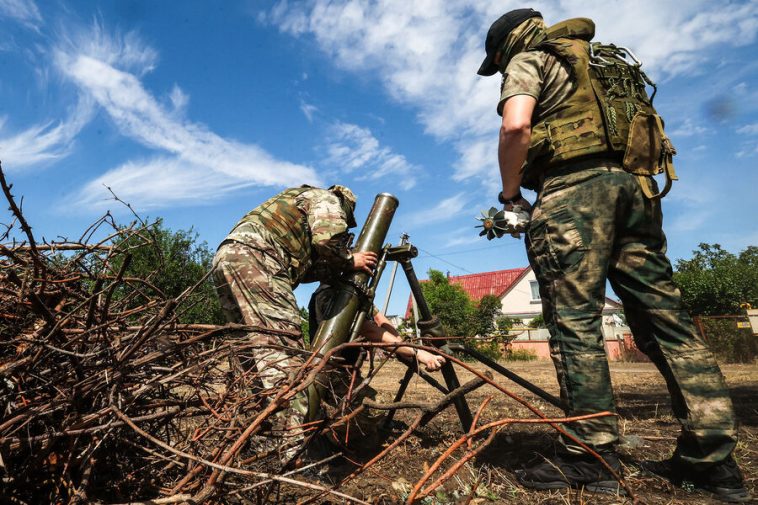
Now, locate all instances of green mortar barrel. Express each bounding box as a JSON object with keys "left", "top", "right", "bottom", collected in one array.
[{"left": 306, "top": 193, "right": 399, "bottom": 421}]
